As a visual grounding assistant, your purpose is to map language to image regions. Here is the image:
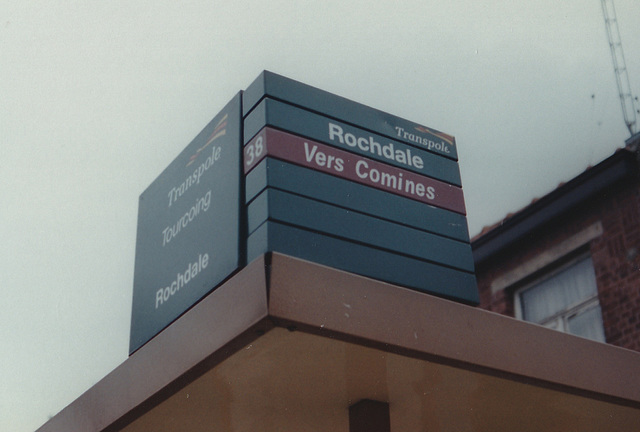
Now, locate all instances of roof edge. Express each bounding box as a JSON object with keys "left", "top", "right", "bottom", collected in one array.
[
  {"left": 37, "top": 253, "right": 640, "bottom": 432},
  {"left": 472, "top": 148, "right": 638, "bottom": 265}
]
